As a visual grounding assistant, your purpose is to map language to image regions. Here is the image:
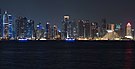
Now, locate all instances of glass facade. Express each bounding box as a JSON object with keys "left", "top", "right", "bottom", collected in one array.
[{"left": 3, "top": 11, "right": 9, "bottom": 39}]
